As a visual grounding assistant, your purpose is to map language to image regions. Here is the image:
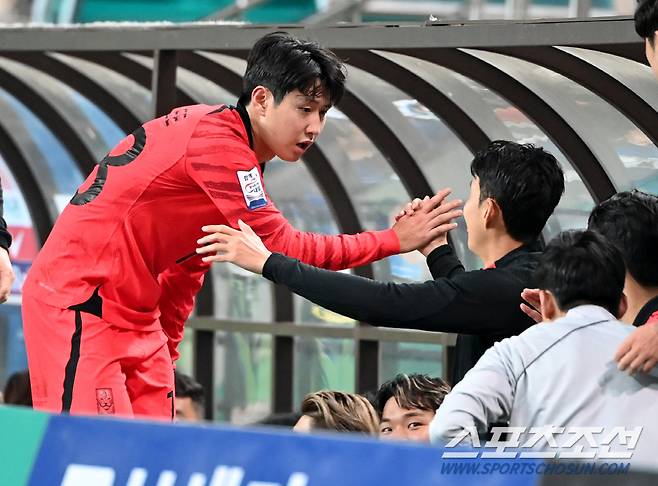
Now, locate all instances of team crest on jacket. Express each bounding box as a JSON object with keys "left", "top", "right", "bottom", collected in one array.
[
  {"left": 237, "top": 167, "right": 267, "bottom": 210},
  {"left": 96, "top": 388, "right": 116, "bottom": 415}
]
